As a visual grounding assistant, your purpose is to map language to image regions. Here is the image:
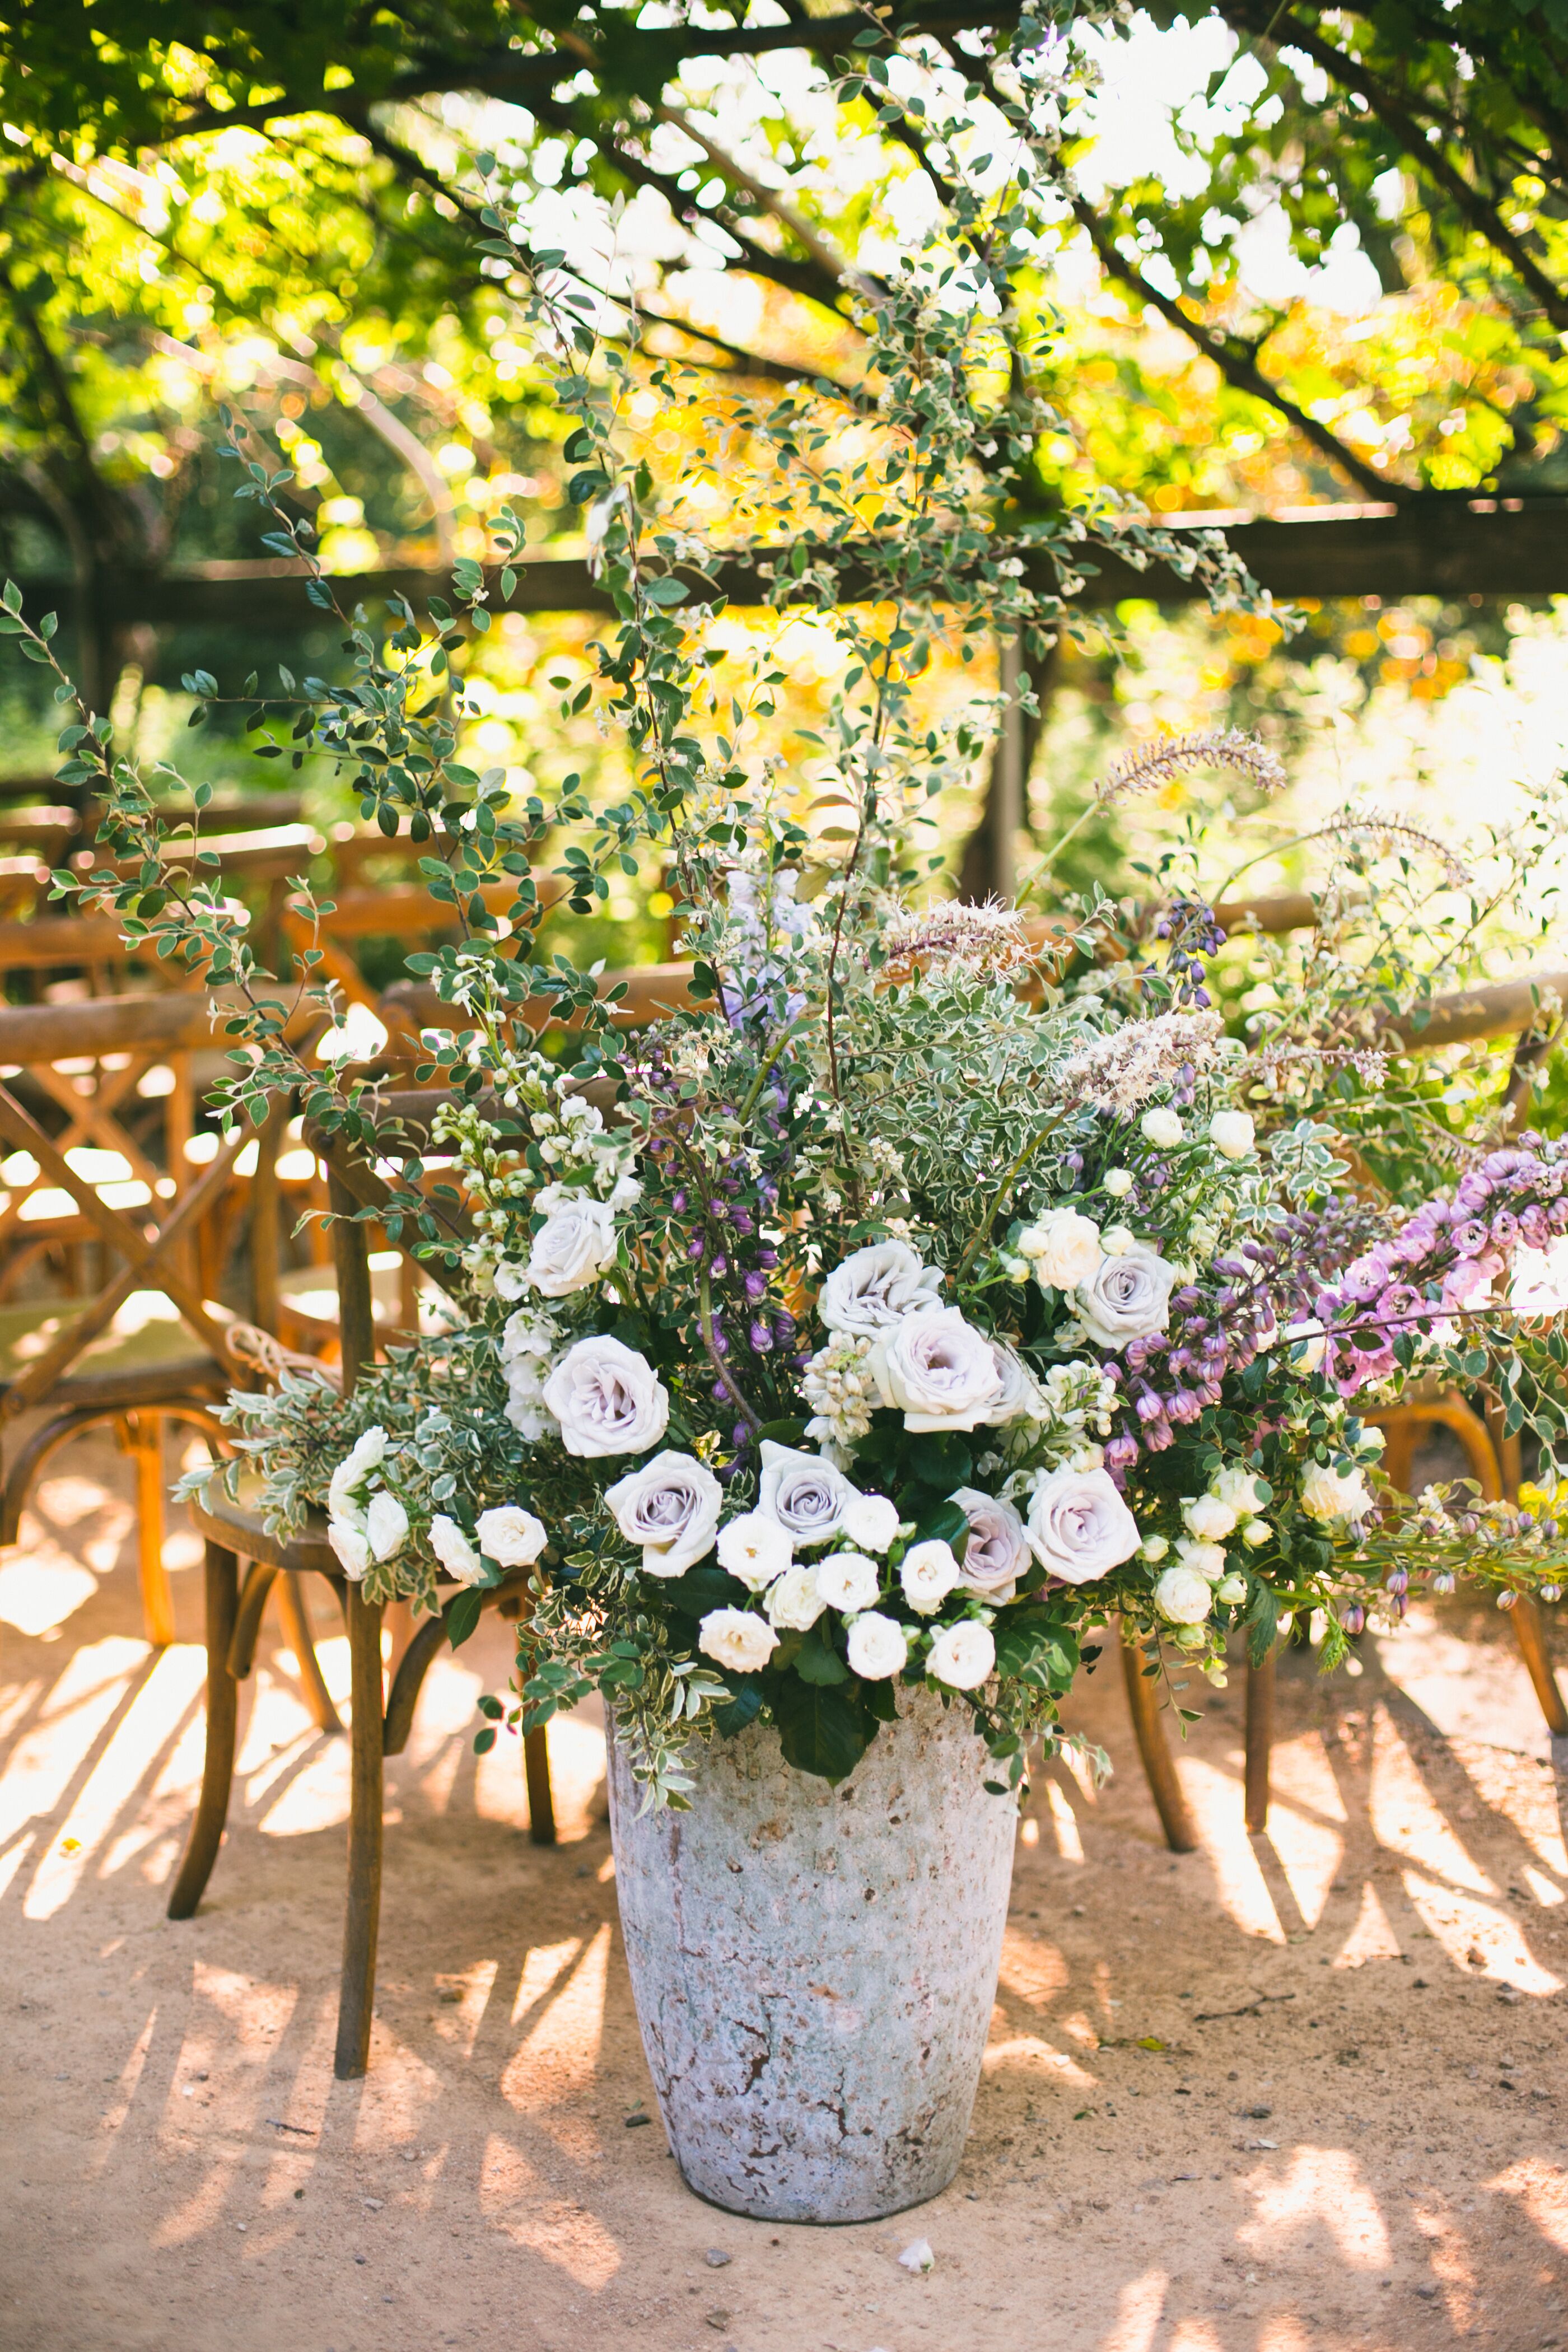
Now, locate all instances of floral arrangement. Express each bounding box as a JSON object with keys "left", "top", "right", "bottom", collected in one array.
[{"left": 15, "top": 18, "right": 1566, "bottom": 1808}]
